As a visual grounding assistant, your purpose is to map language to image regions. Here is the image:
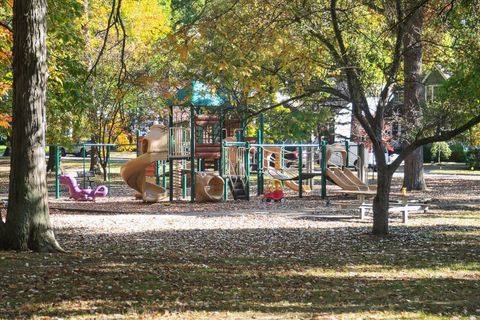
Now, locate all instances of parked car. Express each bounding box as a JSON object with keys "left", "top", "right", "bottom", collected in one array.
[
  {"left": 353, "top": 152, "right": 400, "bottom": 171},
  {"left": 56, "top": 147, "right": 67, "bottom": 157},
  {"left": 68, "top": 141, "right": 93, "bottom": 157}
]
